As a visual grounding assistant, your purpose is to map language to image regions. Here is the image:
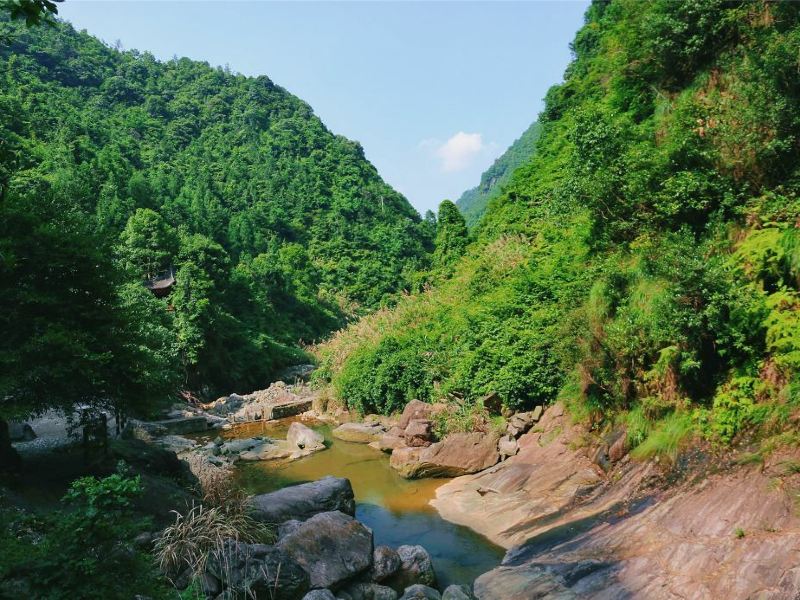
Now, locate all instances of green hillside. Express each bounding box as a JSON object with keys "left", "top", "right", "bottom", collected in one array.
[
  {"left": 318, "top": 0, "right": 800, "bottom": 451},
  {"left": 455, "top": 121, "right": 541, "bottom": 227},
  {"left": 0, "top": 16, "right": 432, "bottom": 400}
]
